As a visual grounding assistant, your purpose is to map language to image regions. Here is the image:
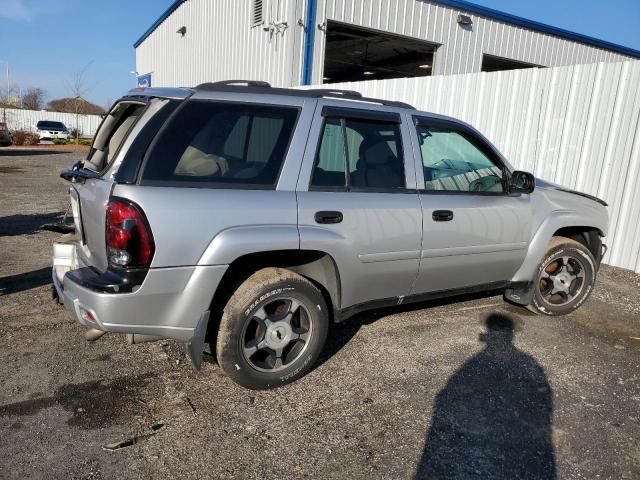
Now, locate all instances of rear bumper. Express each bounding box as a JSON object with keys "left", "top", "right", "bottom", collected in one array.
[{"left": 52, "top": 241, "right": 227, "bottom": 342}]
